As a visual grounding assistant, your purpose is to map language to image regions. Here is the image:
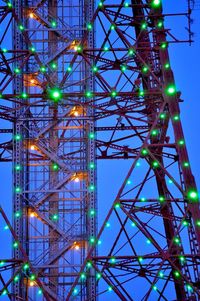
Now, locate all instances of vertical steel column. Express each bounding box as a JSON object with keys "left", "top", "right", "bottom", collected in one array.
[
  {"left": 12, "top": 0, "right": 27, "bottom": 298},
  {"left": 85, "top": 1, "right": 97, "bottom": 299},
  {"left": 48, "top": 0, "right": 59, "bottom": 294}
]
